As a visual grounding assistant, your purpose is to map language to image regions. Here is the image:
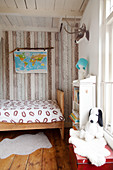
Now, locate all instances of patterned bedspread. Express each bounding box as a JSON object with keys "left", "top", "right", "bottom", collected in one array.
[{"left": 0, "top": 100, "right": 64, "bottom": 123}]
